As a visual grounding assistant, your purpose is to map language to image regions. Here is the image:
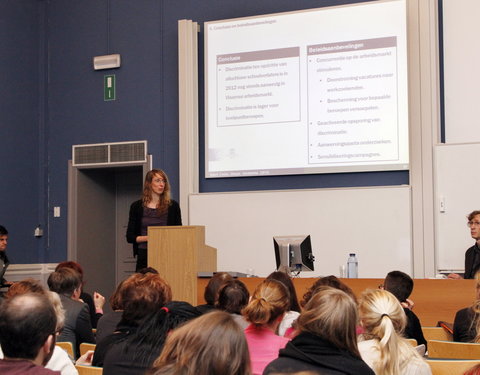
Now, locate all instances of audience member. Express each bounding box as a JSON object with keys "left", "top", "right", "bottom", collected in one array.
[
  {"left": 358, "top": 289, "right": 431, "bottom": 375},
  {"left": 0, "top": 293, "right": 59, "bottom": 374},
  {"left": 383, "top": 270, "right": 427, "bottom": 347},
  {"left": 300, "top": 275, "right": 356, "bottom": 307},
  {"left": 102, "top": 301, "right": 201, "bottom": 375},
  {"left": 197, "top": 272, "right": 234, "bottom": 314},
  {"left": 1, "top": 278, "right": 78, "bottom": 374},
  {"left": 449, "top": 210, "right": 480, "bottom": 279},
  {"left": 264, "top": 287, "right": 374, "bottom": 375},
  {"left": 454, "top": 273, "right": 480, "bottom": 342},
  {"left": 48, "top": 267, "right": 95, "bottom": 358},
  {"left": 0, "top": 225, "right": 12, "bottom": 287},
  {"left": 216, "top": 279, "right": 250, "bottom": 329},
  {"left": 55, "top": 261, "right": 105, "bottom": 328},
  {"left": 147, "top": 310, "right": 251, "bottom": 375},
  {"left": 266, "top": 271, "right": 301, "bottom": 336},
  {"left": 95, "top": 279, "right": 126, "bottom": 343},
  {"left": 92, "top": 272, "right": 172, "bottom": 367},
  {"left": 242, "top": 279, "right": 290, "bottom": 375}
]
